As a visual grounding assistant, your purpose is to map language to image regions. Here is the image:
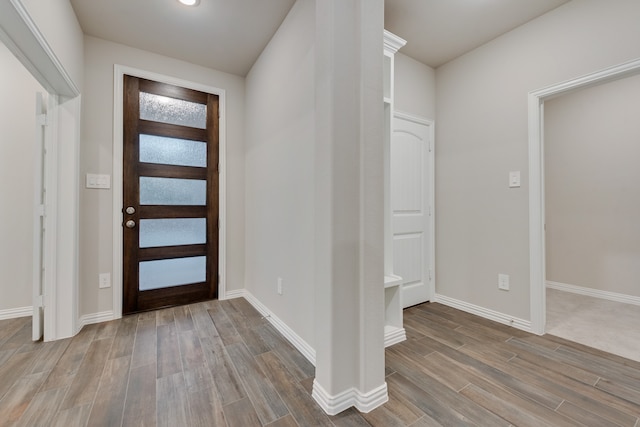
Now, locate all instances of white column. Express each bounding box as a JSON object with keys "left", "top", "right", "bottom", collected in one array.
[{"left": 312, "top": 0, "right": 387, "bottom": 415}]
